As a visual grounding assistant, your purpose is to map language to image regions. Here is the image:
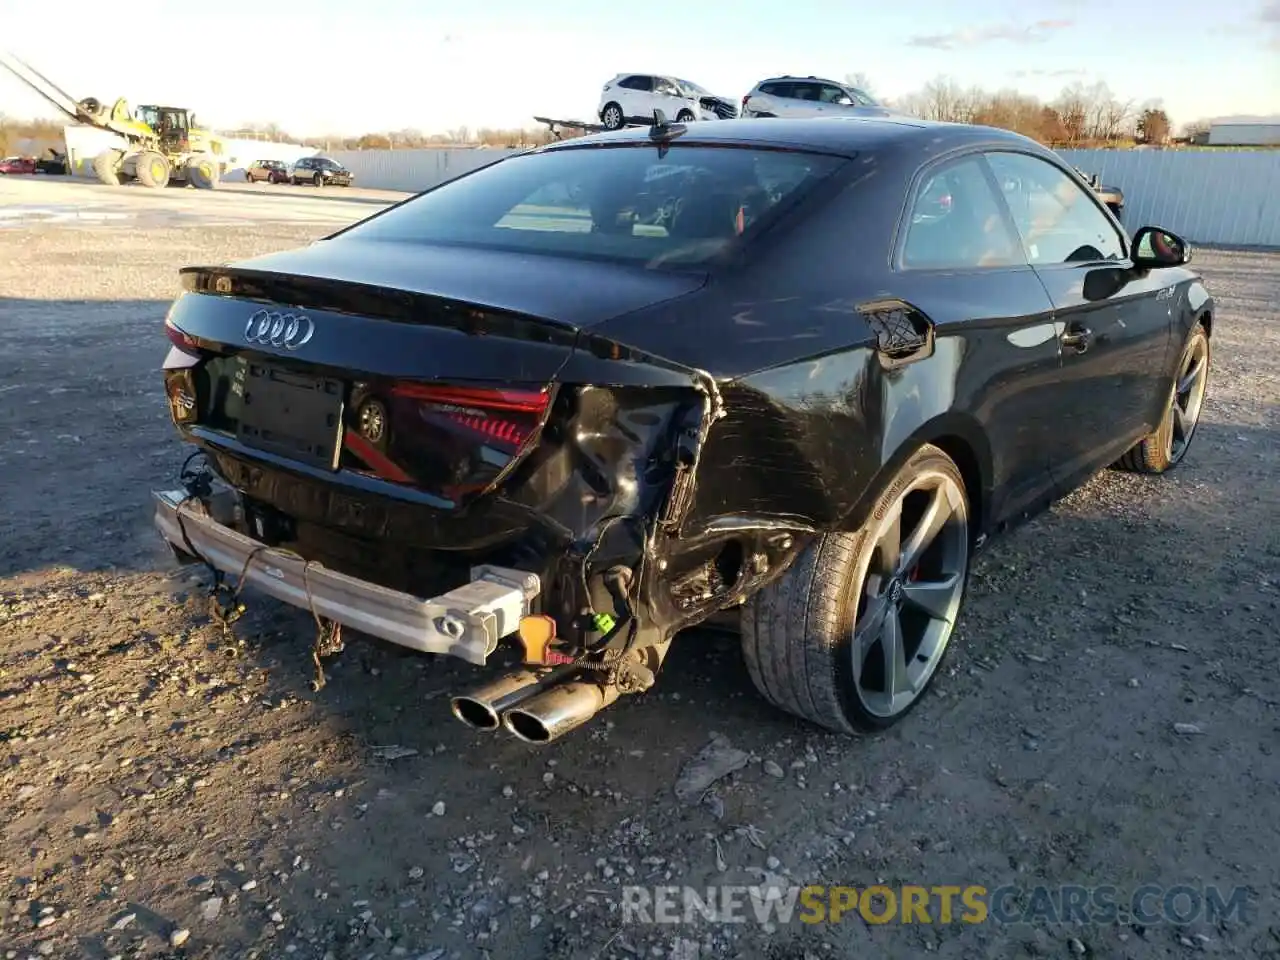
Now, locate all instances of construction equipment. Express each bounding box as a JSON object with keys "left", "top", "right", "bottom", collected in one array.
[{"left": 0, "top": 52, "right": 224, "bottom": 189}]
